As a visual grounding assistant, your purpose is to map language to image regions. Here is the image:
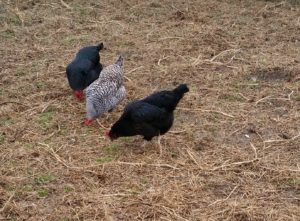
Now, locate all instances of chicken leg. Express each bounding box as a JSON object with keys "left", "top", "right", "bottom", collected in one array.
[
  {"left": 157, "top": 134, "right": 163, "bottom": 156},
  {"left": 141, "top": 140, "right": 148, "bottom": 148}
]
